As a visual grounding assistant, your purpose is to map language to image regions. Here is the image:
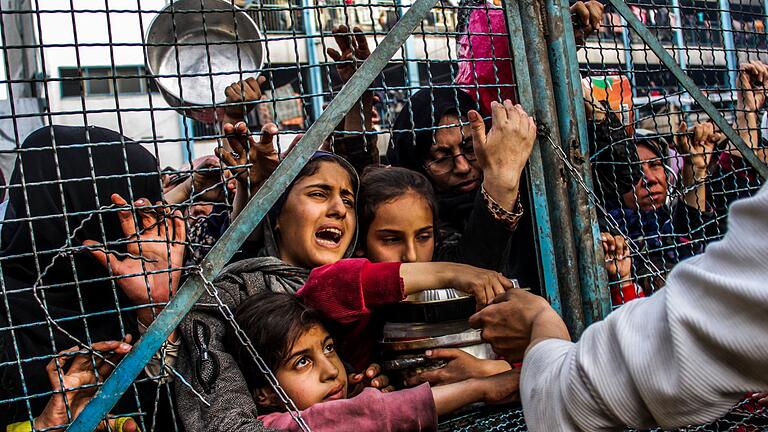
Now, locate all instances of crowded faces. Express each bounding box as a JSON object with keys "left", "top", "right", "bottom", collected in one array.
[
  {"left": 174, "top": 152, "right": 361, "bottom": 432},
  {"left": 228, "top": 291, "right": 519, "bottom": 431},
  {"left": 389, "top": 90, "right": 539, "bottom": 289}
]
